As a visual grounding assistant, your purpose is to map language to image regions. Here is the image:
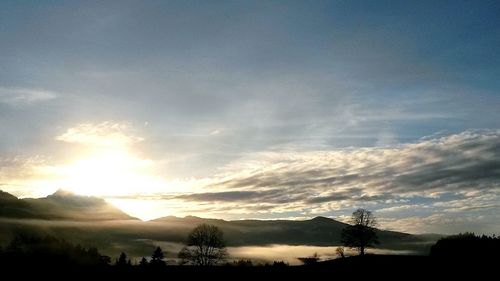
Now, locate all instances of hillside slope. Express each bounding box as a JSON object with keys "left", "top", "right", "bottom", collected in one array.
[{"left": 0, "top": 189, "right": 136, "bottom": 221}]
